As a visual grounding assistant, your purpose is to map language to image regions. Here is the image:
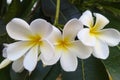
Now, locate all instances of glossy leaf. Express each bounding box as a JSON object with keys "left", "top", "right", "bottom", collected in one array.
[
  {"left": 29, "top": 61, "right": 52, "bottom": 80},
  {"left": 103, "top": 47, "right": 120, "bottom": 80},
  {"left": 62, "top": 58, "right": 109, "bottom": 80},
  {"left": 0, "top": 0, "right": 7, "bottom": 17},
  {"left": 10, "top": 69, "right": 29, "bottom": 80},
  {"left": 0, "top": 19, "right": 6, "bottom": 36},
  {"left": 21, "top": 0, "right": 38, "bottom": 20},
  {"left": 41, "top": 0, "right": 81, "bottom": 24},
  {"left": 30, "top": 61, "right": 61, "bottom": 80},
  {"left": 3, "top": 0, "right": 22, "bottom": 23},
  {"left": 44, "top": 62, "right": 61, "bottom": 80}
]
